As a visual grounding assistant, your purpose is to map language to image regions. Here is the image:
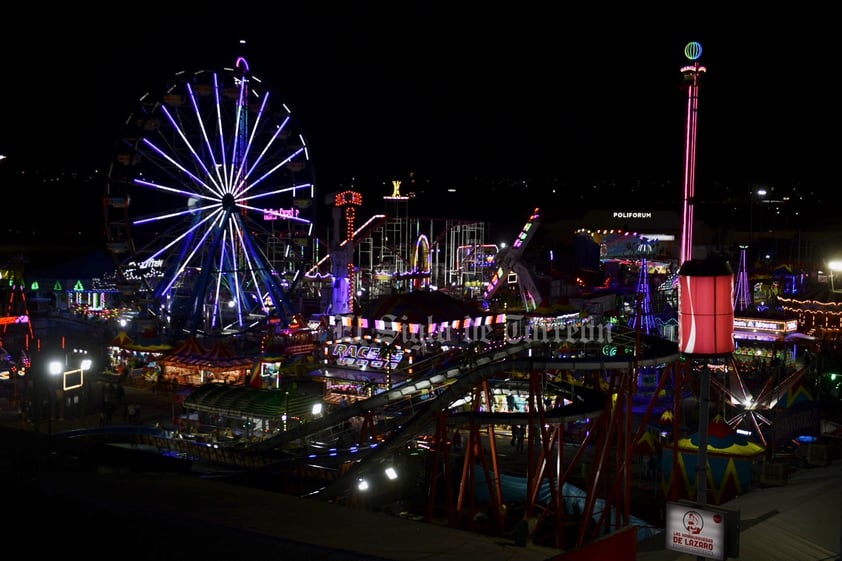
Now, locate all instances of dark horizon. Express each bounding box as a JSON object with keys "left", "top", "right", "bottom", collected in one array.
[{"left": 2, "top": 12, "right": 837, "bottom": 217}]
